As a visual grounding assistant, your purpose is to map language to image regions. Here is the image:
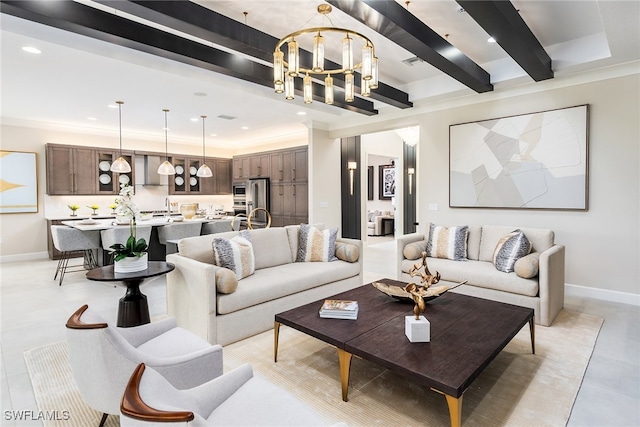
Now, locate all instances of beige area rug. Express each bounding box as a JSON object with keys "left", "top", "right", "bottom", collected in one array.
[
  {"left": 24, "top": 310, "right": 602, "bottom": 427},
  {"left": 223, "top": 310, "right": 603, "bottom": 427}
]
